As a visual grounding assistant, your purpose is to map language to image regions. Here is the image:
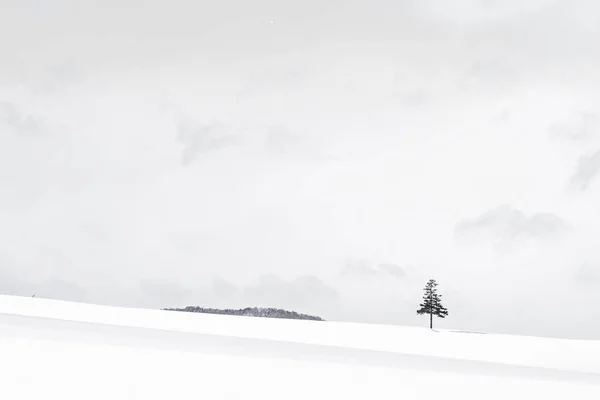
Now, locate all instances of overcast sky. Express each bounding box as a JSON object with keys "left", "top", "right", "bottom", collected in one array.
[{"left": 1, "top": 0, "right": 600, "bottom": 339}]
